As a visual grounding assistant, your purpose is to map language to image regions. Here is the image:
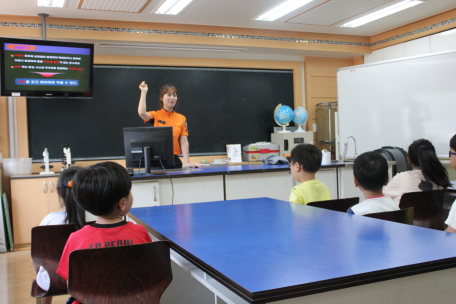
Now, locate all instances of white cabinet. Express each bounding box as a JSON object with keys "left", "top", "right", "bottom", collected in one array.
[
  {"left": 226, "top": 172, "right": 291, "bottom": 201},
  {"left": 131, "top": 176, "right": 224, "bottom": 207},
  {"left": 132, "top": 181, "right": 160, "bottom": 208}
]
